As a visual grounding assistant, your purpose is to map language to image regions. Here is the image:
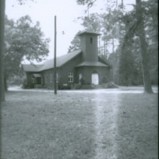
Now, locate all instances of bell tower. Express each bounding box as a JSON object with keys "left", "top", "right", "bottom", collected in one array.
[{"left": 78, "top": 31, "right": 100, "bottom": 63}]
